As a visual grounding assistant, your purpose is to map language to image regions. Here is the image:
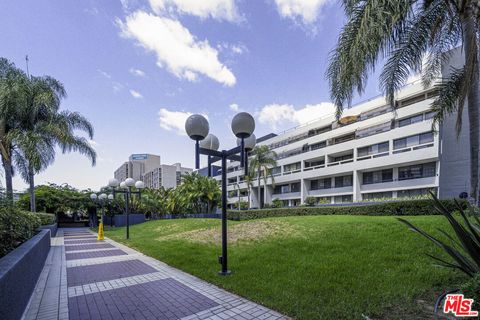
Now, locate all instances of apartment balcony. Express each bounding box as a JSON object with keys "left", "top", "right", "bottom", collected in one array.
[
  {"left": 308, "top": 186, "right": 353, "bottom": 197},
  {"left": 360, "top": 176, "right": 437, "bottom": 193},
  {"left": 271, "top": 192, "right": 301, "bottom": 200}
]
